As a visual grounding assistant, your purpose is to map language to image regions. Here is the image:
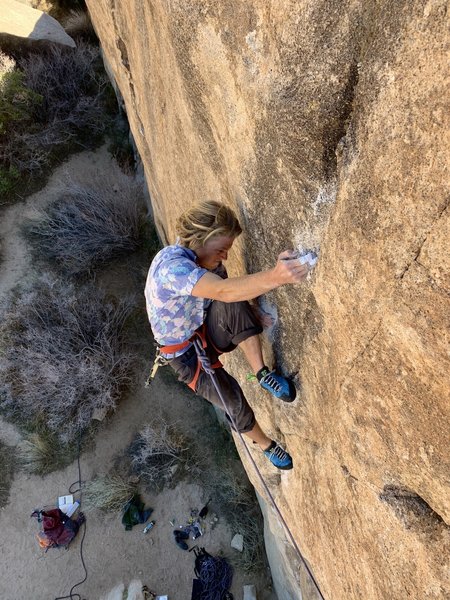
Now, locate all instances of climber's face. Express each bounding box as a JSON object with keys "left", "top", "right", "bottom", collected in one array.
[{"left": 195, "top": 235, "right": 235, "bottom": 270}]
